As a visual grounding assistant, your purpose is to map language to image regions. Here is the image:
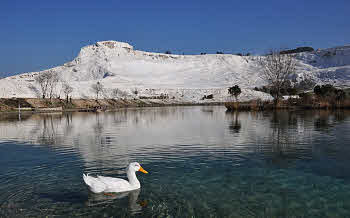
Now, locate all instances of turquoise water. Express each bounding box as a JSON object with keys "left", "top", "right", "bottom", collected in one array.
[{"left": 1, "top": 107, "right": 350, "bottom": 217}]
